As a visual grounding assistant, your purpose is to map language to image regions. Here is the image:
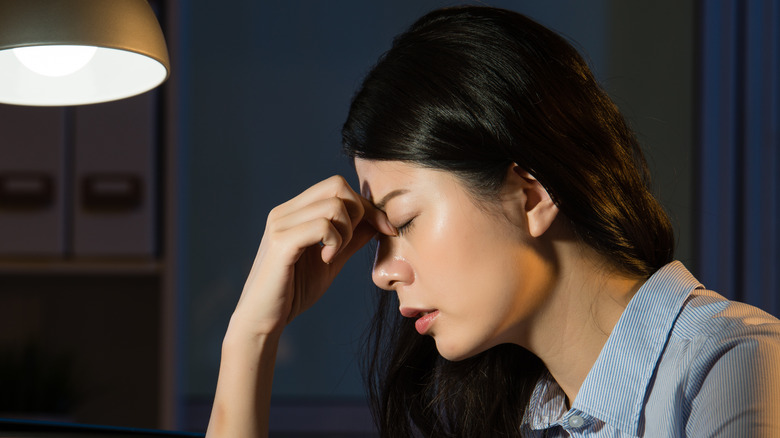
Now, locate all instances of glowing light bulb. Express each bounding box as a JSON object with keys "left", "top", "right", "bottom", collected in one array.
[{"left": 13, "top": 45, "right": 97, "bottom": 77}]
